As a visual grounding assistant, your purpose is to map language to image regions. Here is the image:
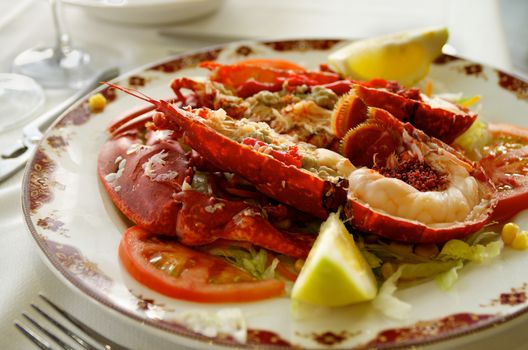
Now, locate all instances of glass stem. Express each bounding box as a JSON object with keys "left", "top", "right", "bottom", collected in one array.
[{"left": 49, "top": 0, "right": 72, "bottom": 58}]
